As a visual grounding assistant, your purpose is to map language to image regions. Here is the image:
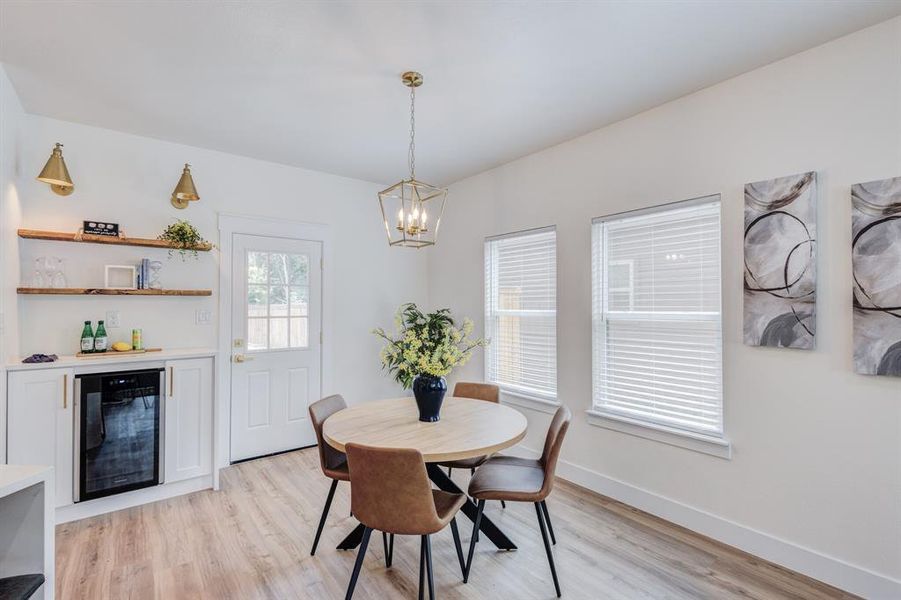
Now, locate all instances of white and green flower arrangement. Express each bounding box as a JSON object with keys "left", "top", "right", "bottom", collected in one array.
[{"left": 373, "top": 303, "right": 488, "bottom": 389}]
